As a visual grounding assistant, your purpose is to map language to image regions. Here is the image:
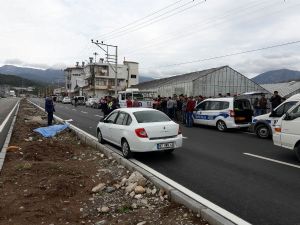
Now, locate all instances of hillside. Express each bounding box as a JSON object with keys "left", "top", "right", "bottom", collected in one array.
[
  {"left": 252, "top": 69, "right": 300, "bottom": 84},
  {"left": 0, "top": 74, "right": 41, "bottom": 87},
  {"left": 0, "top": 65, "right": 64, "bottom": 84}
]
